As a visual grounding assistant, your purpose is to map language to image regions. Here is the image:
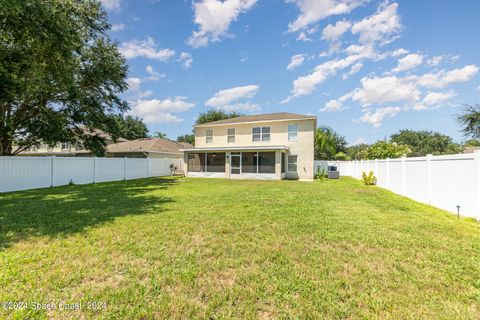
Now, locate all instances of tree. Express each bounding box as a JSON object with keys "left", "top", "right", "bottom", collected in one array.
[
  {"left": 314, "top": 127, "right": 347, "bottom": 160},
  {"left": 112, "top": 115, "right": 148, "bottom": 141},
  {"left": 346, "top": 144, "right": 370, "bottom": 160},
  {"left": 195, "top": 109, "right": 243, "bottom": 125},
  {"left": 464, "top": 139, "right": 480, "bottom": 147},
  {"left": 361, "top": 141, "right": 410, "bottom": 160},
  {"left": 458, "top": 104, "right": 480, "bottom": 140},
  {"left": 334, "top": 152, "right": 351, "bottom": 161},
  {"left": 152, "top": 132, "right": 167, "bottom": 139},
  {"left": 390, "top": 129, "right": 462, "bottom": 156},
  {"left": 177, "top": 134, "right": 195, "bottom": 145},
  {"left": 0, "top": 0, "right": 128, "bottom": 156}
]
